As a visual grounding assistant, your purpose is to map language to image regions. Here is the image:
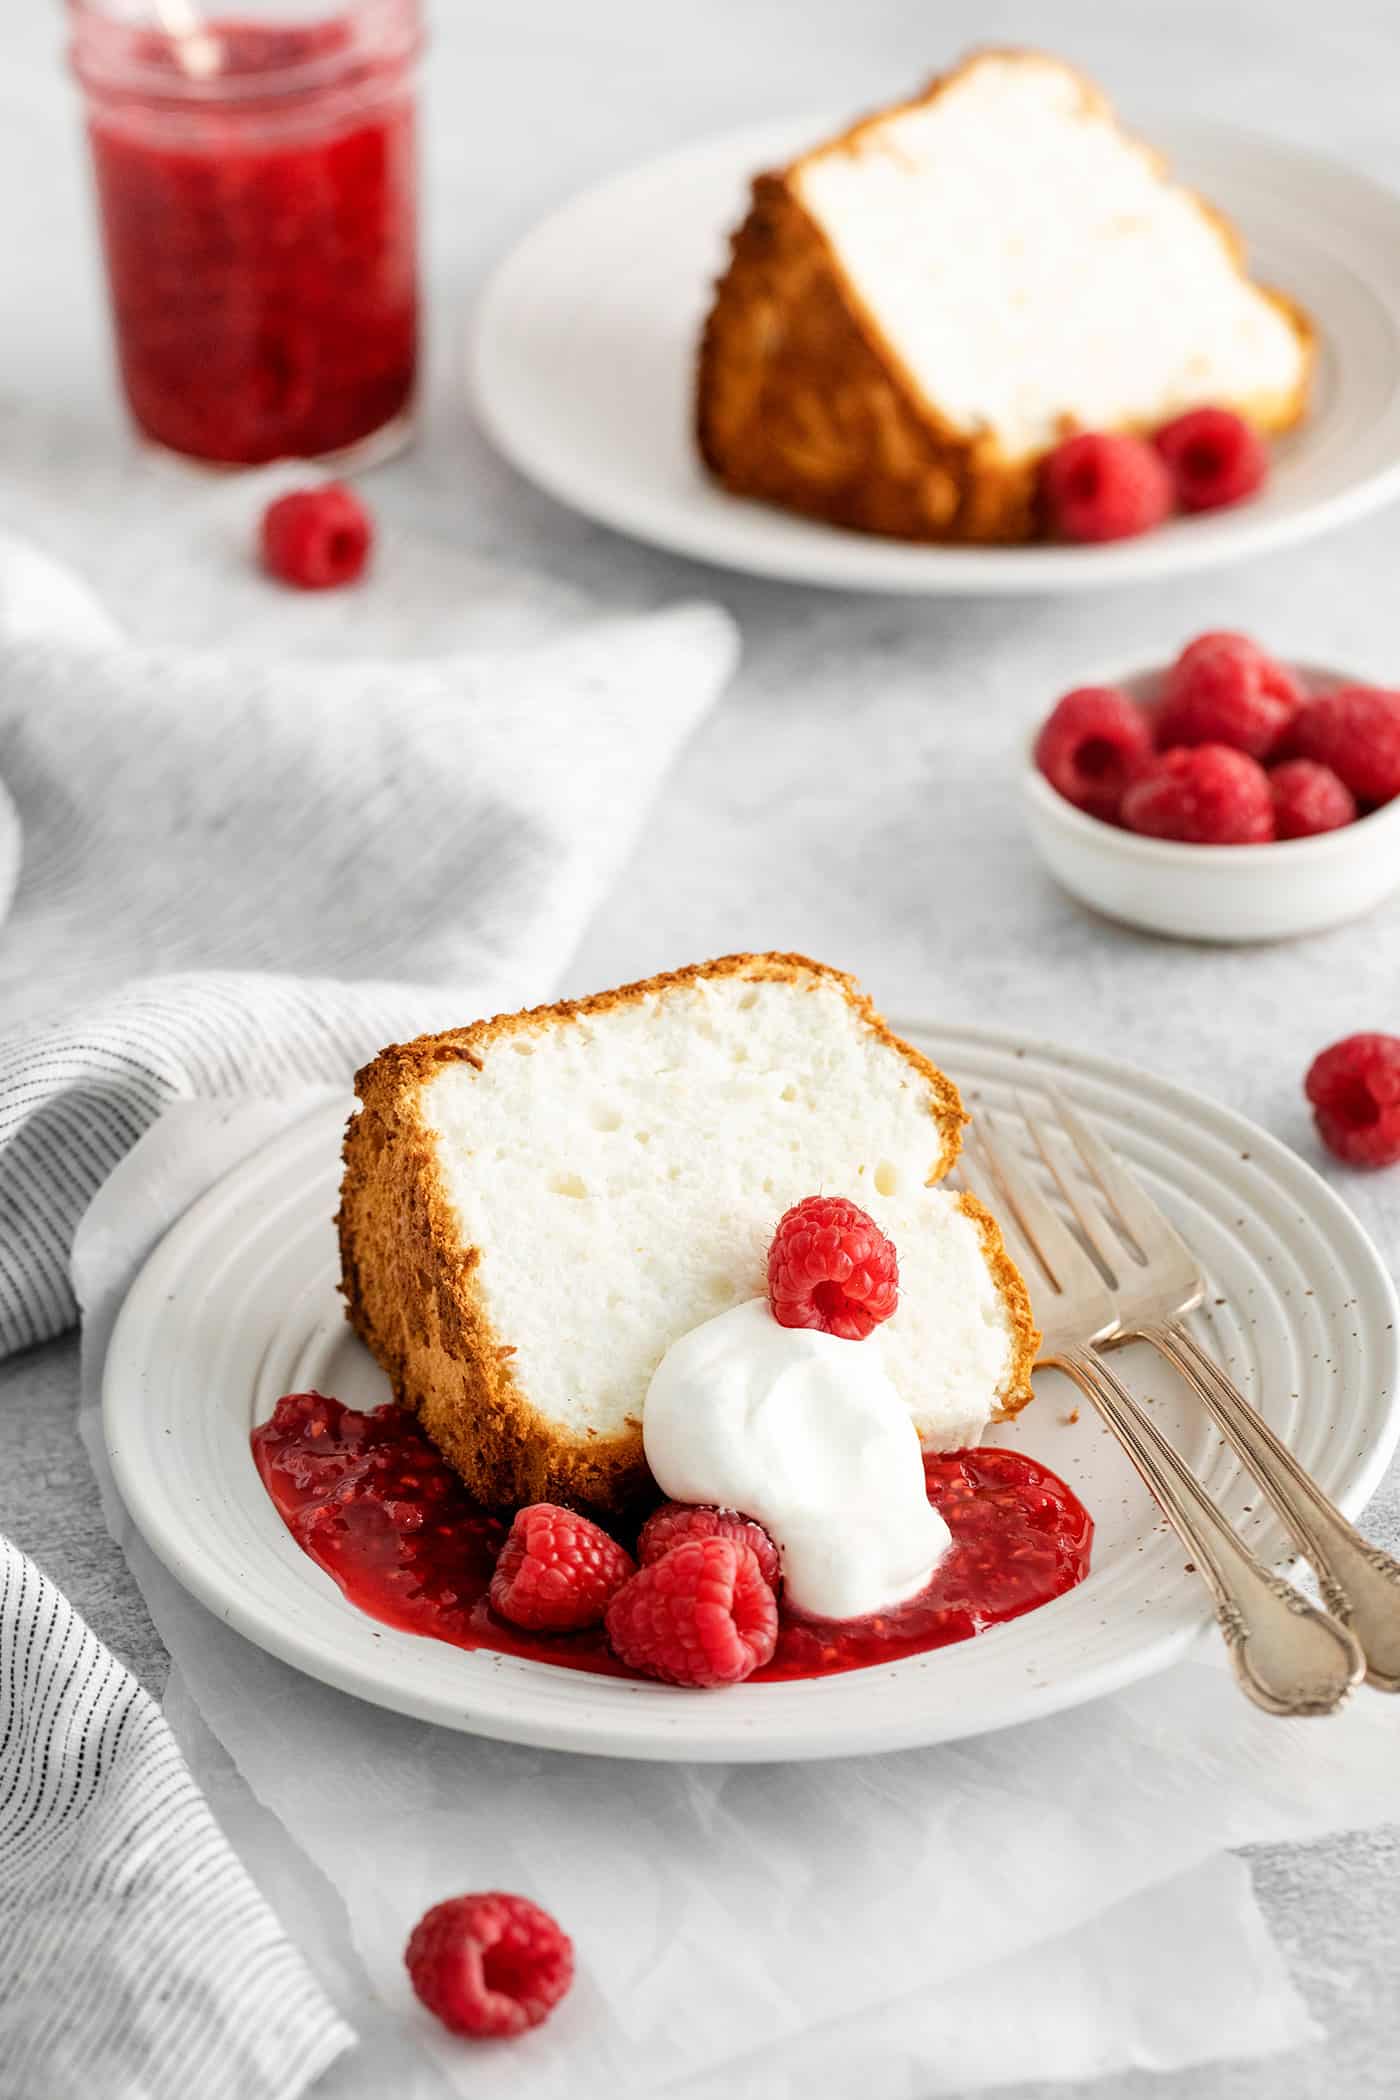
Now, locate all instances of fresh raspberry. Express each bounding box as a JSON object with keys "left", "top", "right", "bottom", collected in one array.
[
  {"left": 1269, "top": 759, "right": 1357, "bottom": 840},
  {"left": 259, "top": 482, "right": 373, "bottom": 589},
  {"left": 1156, "top": 632, "right": 1303, "bottom": 758},
  {"left": 767, "top": 1194, "right": 899, "bottom": 1340},
  {"left": 638, "top": 1502, "right": 781, "bottom": 1592},
  {"left": 405, "top": 1892, "right": 573, "bottom": 2039},
  {"left": 1033, "top": 686, "right": 1155, "bottom": 823},
  {"left": 1121, "top": 745, "right": 1275, "bottom": 844},
  {"left": 489, "top": 1504, "right": 635, "bottom": 1632},
  {"left": 1041, "top": 431, "right": 1173, "bottom": 543},
  {"left": 1286, "top": 687, "right": 1400, "bottom": 806},
  {"left": 1305, "top": 1034, "right": 1400, "bottom": 1169},
  {"left": 605, "top": 1538, "right": 777, "bottom": 1687},
  {"left": 1154, "top": 407, "right": 1269, "bottom": 512}
]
